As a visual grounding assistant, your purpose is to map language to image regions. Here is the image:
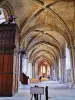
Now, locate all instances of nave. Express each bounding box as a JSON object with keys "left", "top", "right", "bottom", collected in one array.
[{"left": 0, "top": 0, "right": 75, "bottom": 98}]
